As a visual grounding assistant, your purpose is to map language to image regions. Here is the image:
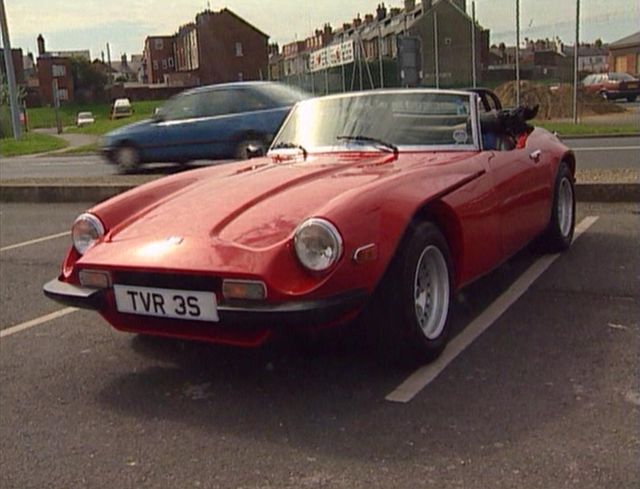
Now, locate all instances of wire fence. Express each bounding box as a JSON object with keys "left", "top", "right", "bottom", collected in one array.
[{"left": 272, "top": 1, "right": 638, "bottom": 124}]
